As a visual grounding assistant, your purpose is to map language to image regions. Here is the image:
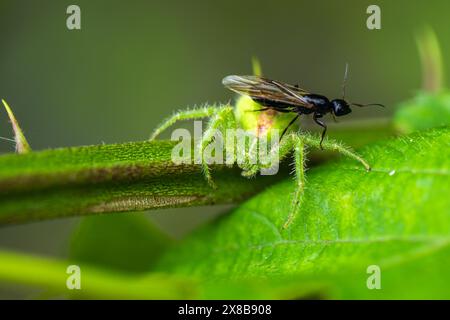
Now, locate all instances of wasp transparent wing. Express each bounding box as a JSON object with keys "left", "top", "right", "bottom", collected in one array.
[{"left": 222, "top": 75, "right": 310, "bottom": 107}]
